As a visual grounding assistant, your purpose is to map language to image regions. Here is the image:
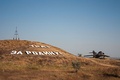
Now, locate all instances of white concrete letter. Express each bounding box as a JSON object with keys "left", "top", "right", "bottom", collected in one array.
[
  {"left": 48, "top": 51, "right": 55, "bottom": 55},
  {"left": 38, "top": 52, "right": 44, "bottom": 55},
  {"left": 42, "top": 51, "right": 49, "bottom": 55},
  {"left": 41, "top": 46, "right": 46, "bottom": 48},
  {"left": 11, "top": 51, "right": 17, "bottom": 54},
  {"left": 17, "top": 51, "right": 23, "bottom": 55},
  {"left": 32, "top": 51, "right": 38, "bottom": 55},
  {"left": 29, "top": 45, "right": 34, "bottom": 47},
  {"left": 25, "top": 51, "right": 31, "bottom": 54},
  {"left": 35, "top": 45, "right": 40, "bottom": 48},
  {"left": 54, "top": 52, "right": 61, "bottom": 55}
]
